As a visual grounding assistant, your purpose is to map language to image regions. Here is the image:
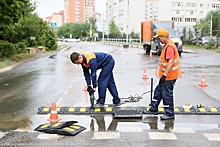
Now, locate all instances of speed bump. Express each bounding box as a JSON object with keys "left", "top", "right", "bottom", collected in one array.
[
  {"left": 90, "top": 107, "right": 114, "bottom": 114},
  {"left": 34, "top": 121, "right": 77, "bottom": 132},
  {"left": 194, "top": 106, "right": 220, "bottom": 115},
  {"left": 37, "top": 106, "right": 220, "bottom": 115},
  {"left": 54, "top": 125, "right": 86, "bottom": 136},
  {"left": 34, "top": 121, "right": 86, "bottom": 136},
  {"left": 143, "top": 107, "right": 195, "bottom": 114},
  {"left": 37, "top": 106, "right": 65, "bottom": 114}
]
